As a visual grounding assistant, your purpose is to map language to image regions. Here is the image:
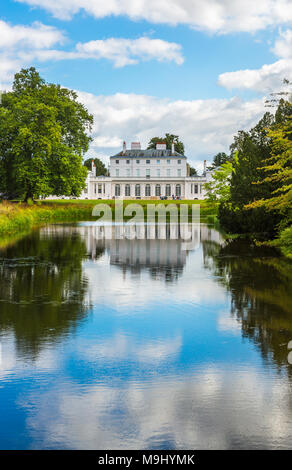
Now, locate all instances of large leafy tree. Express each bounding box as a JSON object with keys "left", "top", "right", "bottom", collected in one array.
[
  {"left": 0, "top": 67, "right": 93, "bottom": 201},
  {"left": 147, "top": 133, "right": 185, "bottom": 155},
  {"left": 84, "top": 157, "right": 108, "bottom": 176},
  {"left": 229, "top": 112, "right": 275, "bottom": 207},
  {"left": 218, "top": 112, "right": 283, "bottom": 235},
  {"left": 246, "top": 107, "right": 292, "bottom": 220}
]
